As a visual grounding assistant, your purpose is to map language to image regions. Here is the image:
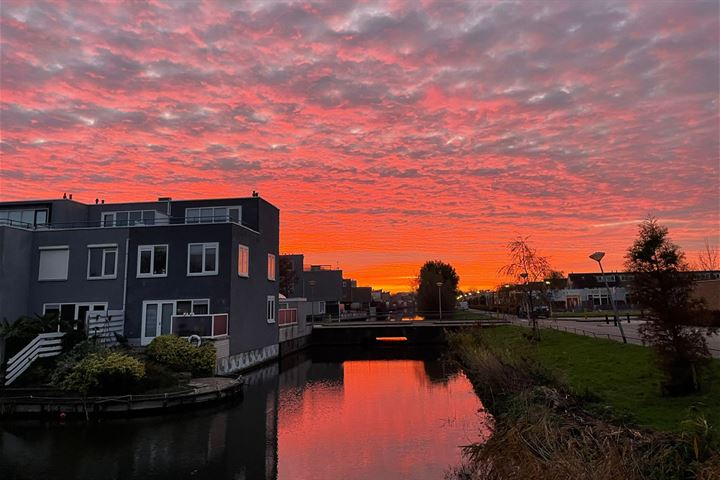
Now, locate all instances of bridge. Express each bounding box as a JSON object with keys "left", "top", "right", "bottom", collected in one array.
[{"left": 311, "top": 318, "right": 509, "bottom": 345}]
